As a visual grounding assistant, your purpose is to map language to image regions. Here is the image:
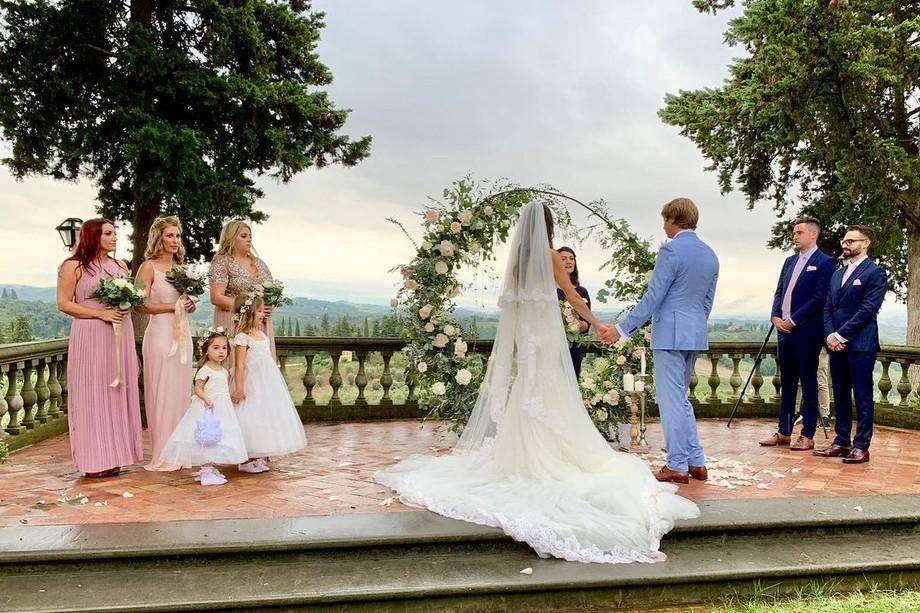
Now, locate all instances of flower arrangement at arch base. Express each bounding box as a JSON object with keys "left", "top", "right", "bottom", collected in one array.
[
  {"left": 578, "top": 336, "right": 651, "bottom": 441},
  {"left": 390, "top": 177, "right": 658, "bottom": 436}
]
